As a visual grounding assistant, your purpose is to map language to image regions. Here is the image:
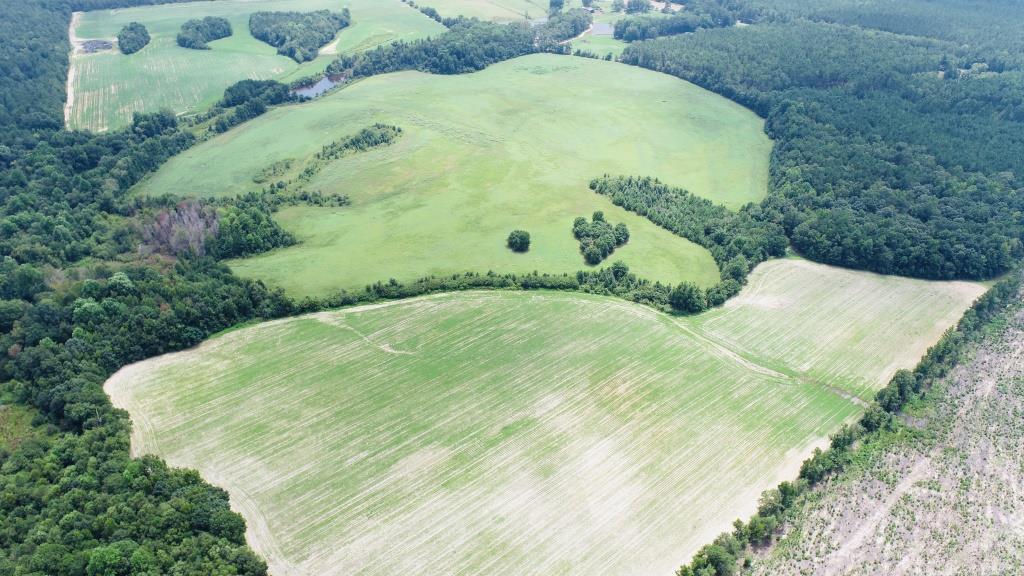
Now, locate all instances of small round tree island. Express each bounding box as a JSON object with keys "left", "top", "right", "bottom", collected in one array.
[{"left": 506, "top": 230, "right": 531, "bottom": 252}]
